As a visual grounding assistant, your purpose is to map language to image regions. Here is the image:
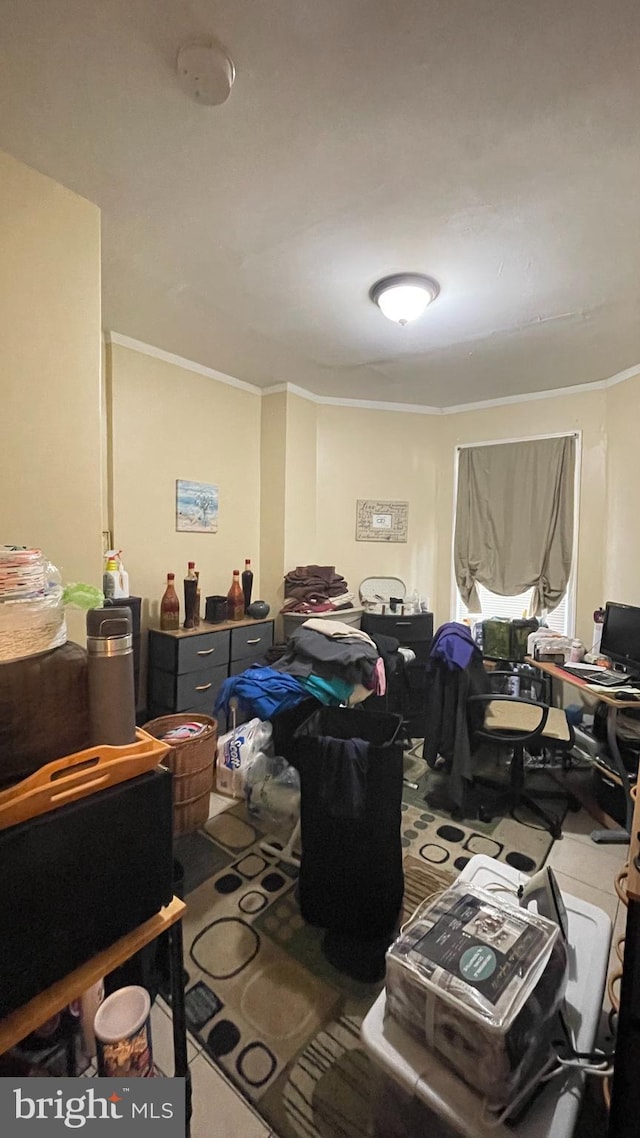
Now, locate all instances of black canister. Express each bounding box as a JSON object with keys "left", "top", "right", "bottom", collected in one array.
[
  {"left": 86, "top": 607, "right": 136, "bottom": 746},
  {"left": 205, "top": 595, "right": 228, "bottom": 624}
]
